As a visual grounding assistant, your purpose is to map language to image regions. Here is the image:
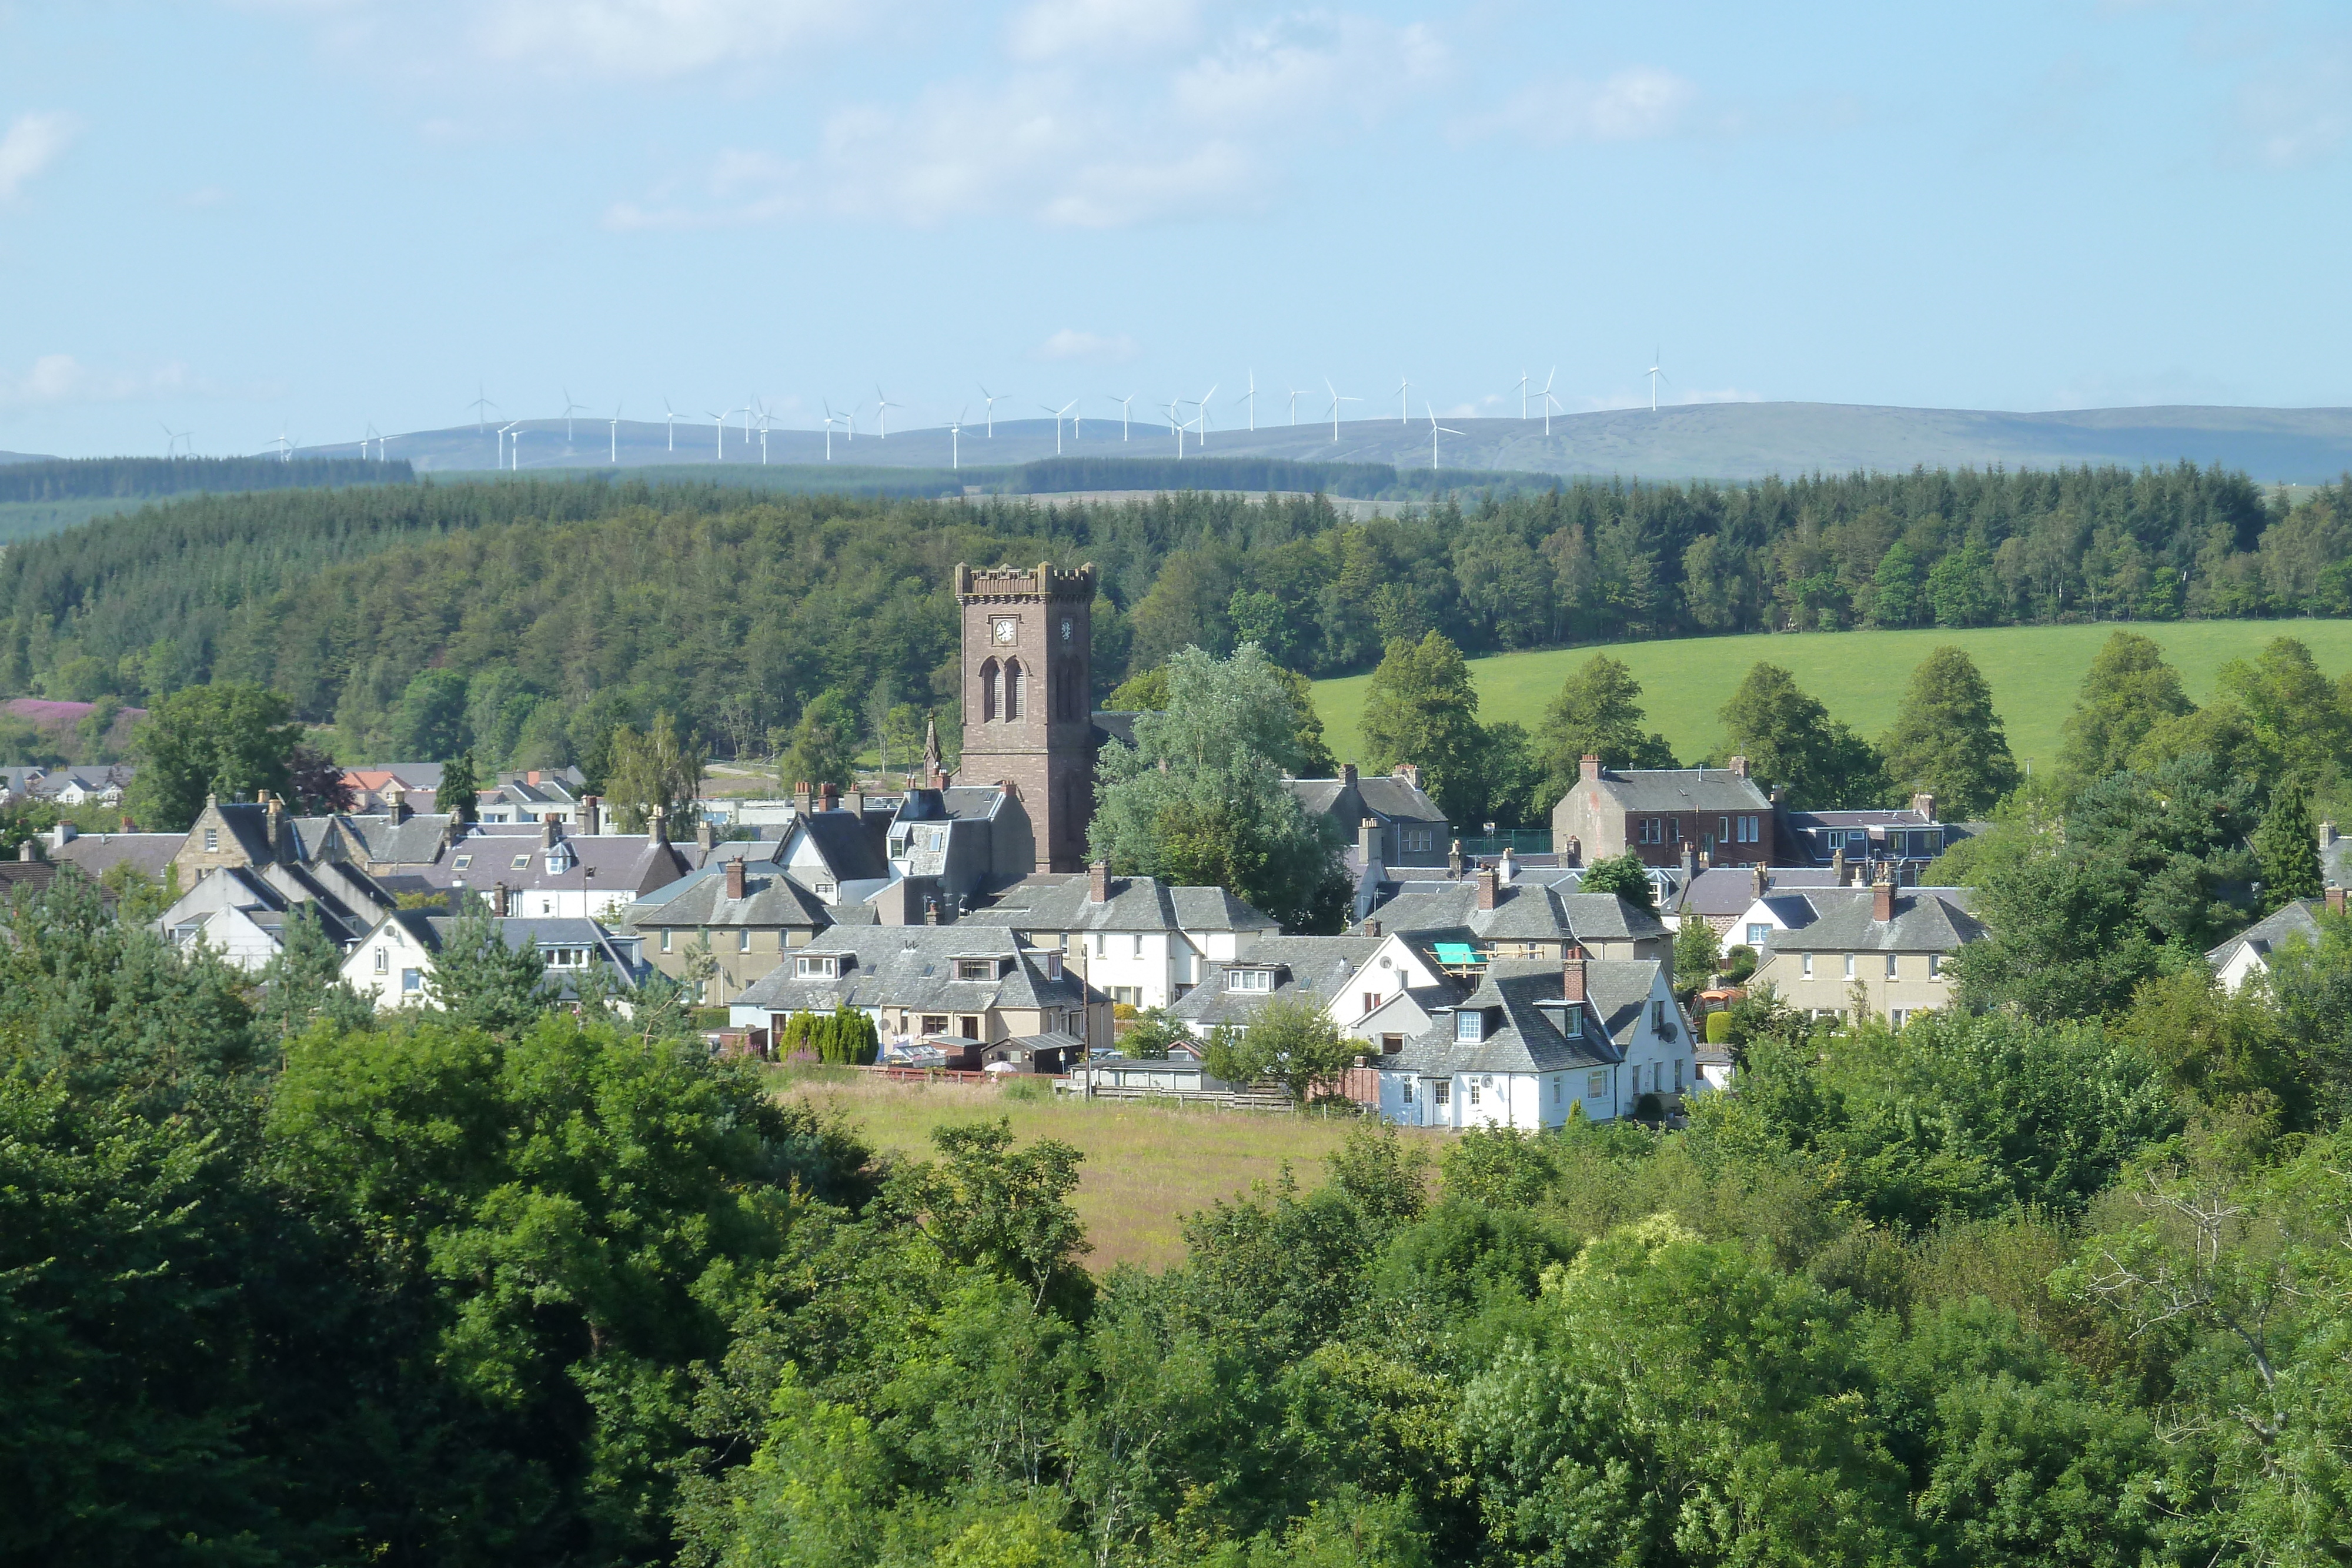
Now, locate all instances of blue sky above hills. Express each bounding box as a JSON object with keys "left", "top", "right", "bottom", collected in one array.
[{"left": 2, "top": 0, "right": 2348, "bottom": 456}]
